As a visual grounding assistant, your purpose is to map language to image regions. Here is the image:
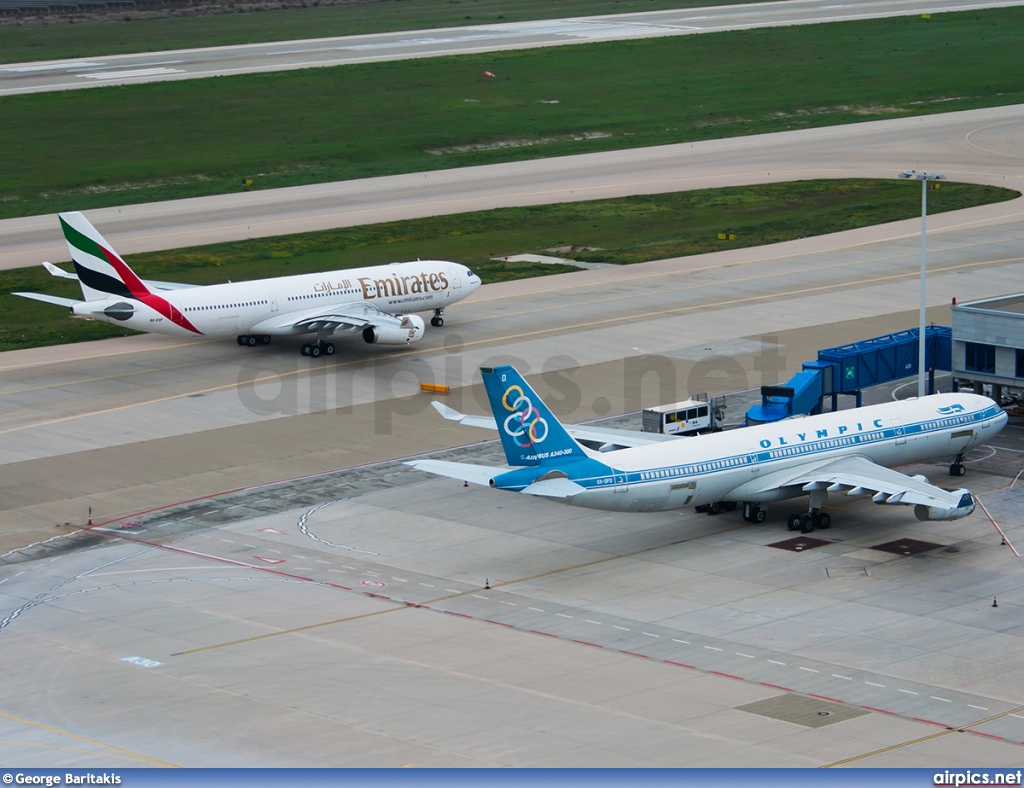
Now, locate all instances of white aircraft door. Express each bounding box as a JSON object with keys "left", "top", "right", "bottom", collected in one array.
[
  {"left": 892, "top": 417, "right": 906, "bottom": 445},
  {"left": 449, "top": 267, "right": 462, "bottom": 291},
  {"left": 269, "top": 293, "right": 279, "bottom": 313}
]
